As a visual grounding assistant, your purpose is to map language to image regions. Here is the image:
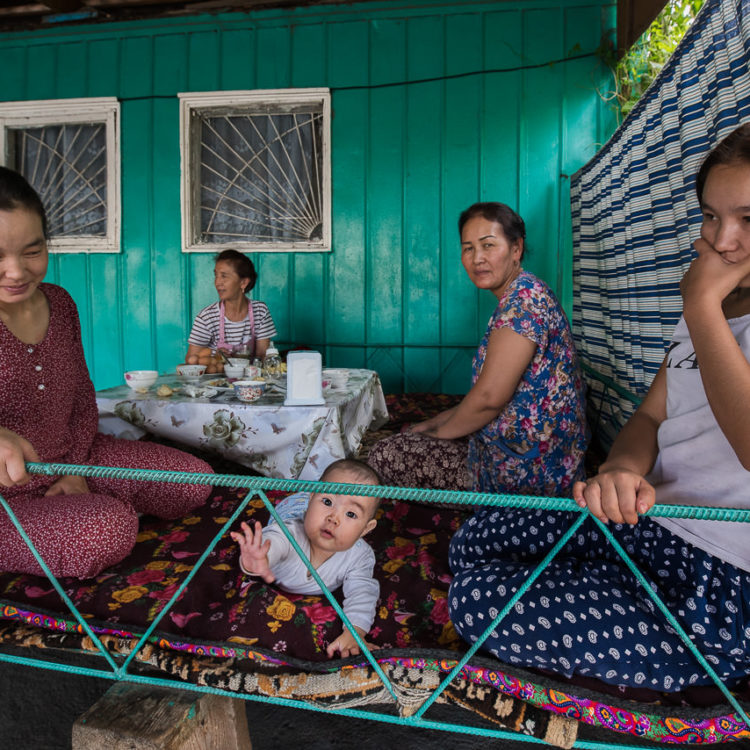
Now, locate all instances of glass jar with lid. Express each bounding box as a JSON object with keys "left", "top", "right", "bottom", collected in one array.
[{"left": 263, "top": 342, "right": 282, "bottom": 379}]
